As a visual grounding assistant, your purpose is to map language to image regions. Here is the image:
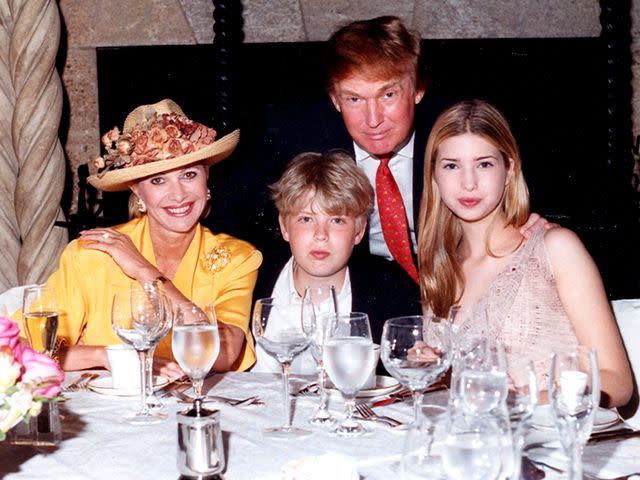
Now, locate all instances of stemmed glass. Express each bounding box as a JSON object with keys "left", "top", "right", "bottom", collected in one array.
[
  {"left": 455, "top": 340, "right": 512, "bottom": 479},
  {"left": 323, "top": 312, "right": 375, "bottom": 437},
  {"left": 252, "top": 297, "right": 312, "bottom": 438},
  {"left": 301, "top": 285, "right": 338, "bottom": 426},
  {"left": 22, "top": 286, "right": 58, "bottom": 356},
  {"left": 111, "top": 283, "right": 172, "bottom": 424},
  {"left": 506, "top": 355, "right": 538, "bottom": 480},
  {"left": 172, "top": 302, "right": 220, "bottom": 401},
  {"left": 381, "top": 315, "right": 452, "bottom": 424},
  {"left": 21, "top": 285, "right": 61, "bottom": 444},
  {"left": 458, "top": 340, "right": 508, "bottom": 415},
  {"left": 401, "top": 404, "right": 448, "bottom": 479},
  {"left": 548, "top": 346, "right": 600, "bottom": 480}
]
